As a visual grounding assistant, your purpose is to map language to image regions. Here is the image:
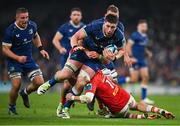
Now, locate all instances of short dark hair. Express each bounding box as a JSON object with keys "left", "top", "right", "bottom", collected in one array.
[
  {"left": 16, "top": 7, "right": 28, "bottom": 14},
  {"left": 107, "top": 4, "right": 119, "bottom": 13},
  {"left": 138, "top": 19, "right": 147, "bottom": 24},
  {"left": 105, "top": 14, "right": 119, "bottom": 24},
  {"left": 71, "top": 7, "right": 82, "bottom": 13}
]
